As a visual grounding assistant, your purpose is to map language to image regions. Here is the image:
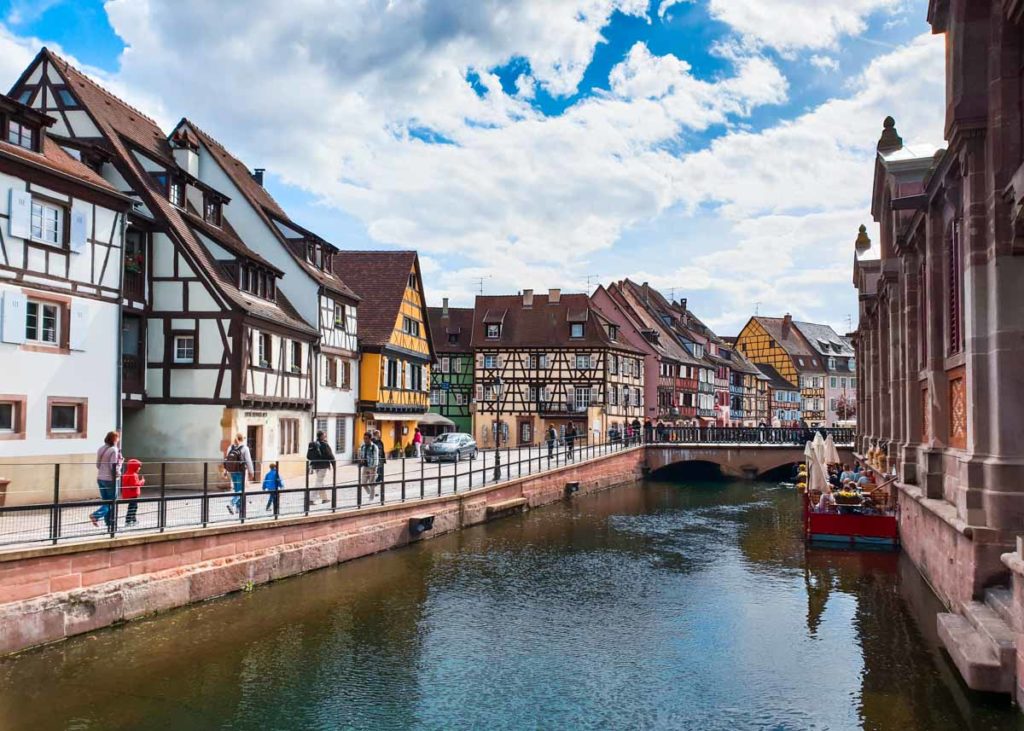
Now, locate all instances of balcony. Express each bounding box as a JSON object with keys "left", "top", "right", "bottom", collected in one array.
[{"left": 123, "top": 266, "right": 145, "bottom": 302}]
